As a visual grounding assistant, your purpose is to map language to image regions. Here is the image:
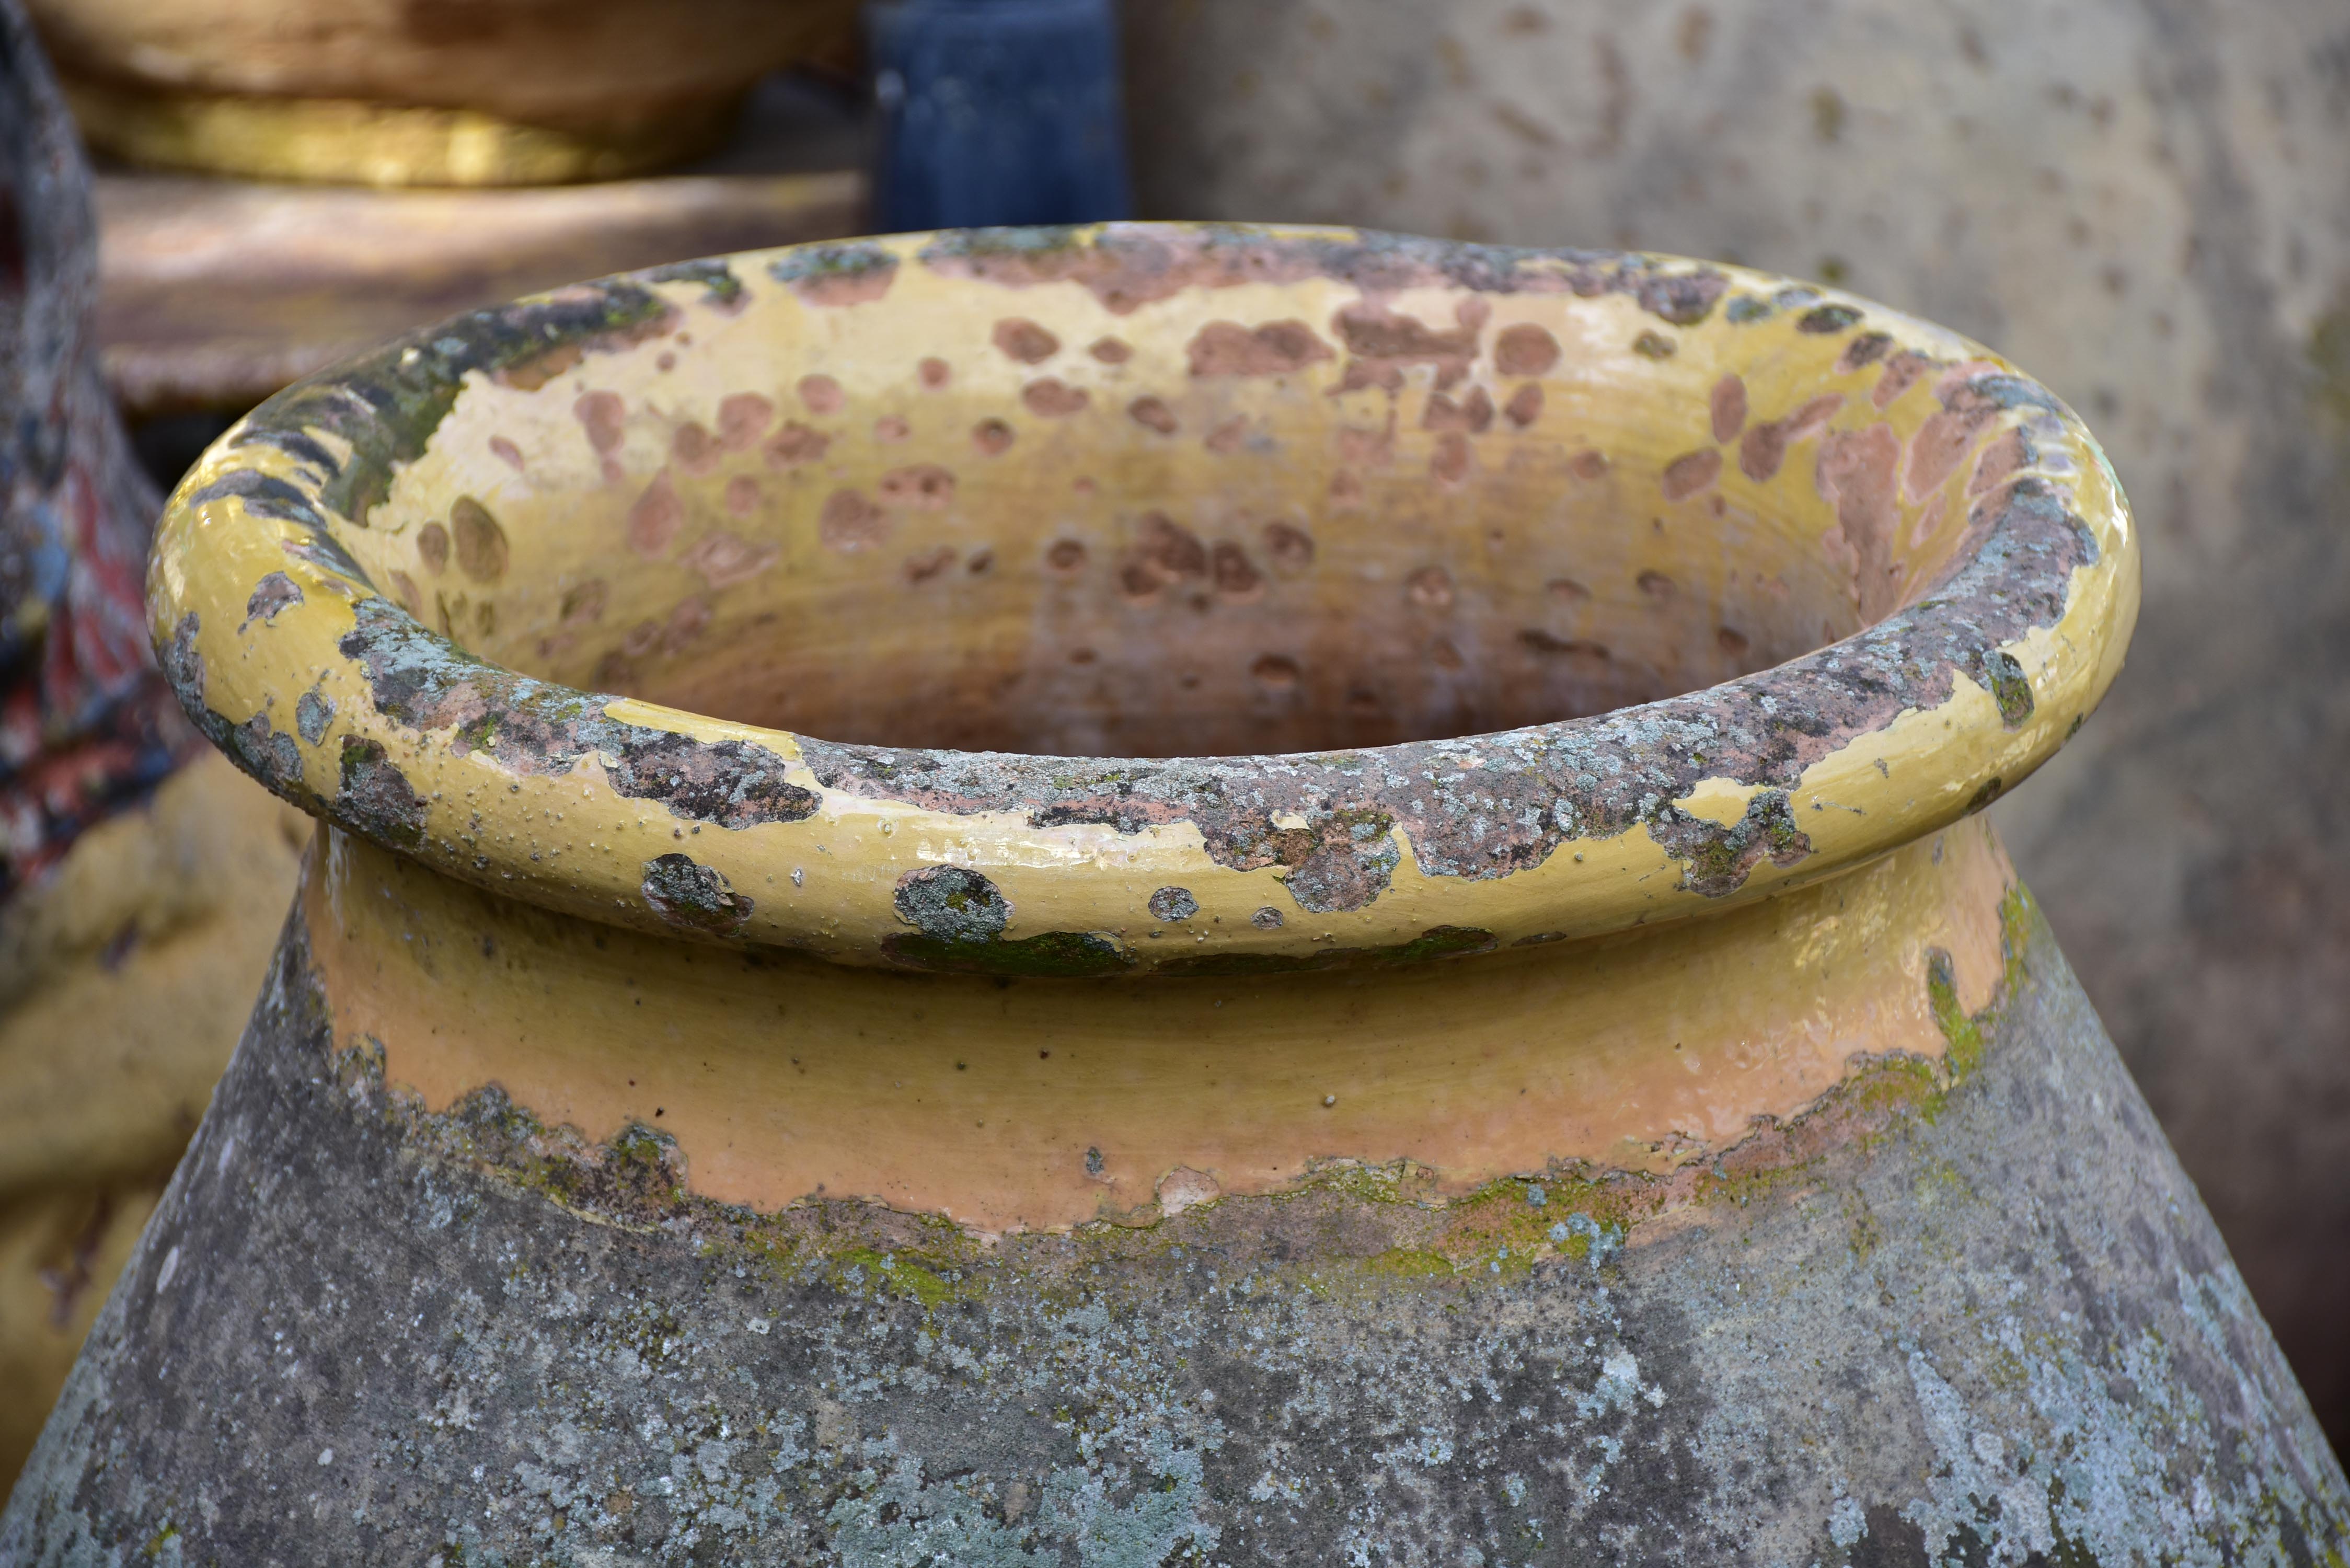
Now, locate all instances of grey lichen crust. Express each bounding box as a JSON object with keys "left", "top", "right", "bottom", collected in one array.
[{"left": 5, "top": 909, "right": 2343, "bottom": 1565}]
